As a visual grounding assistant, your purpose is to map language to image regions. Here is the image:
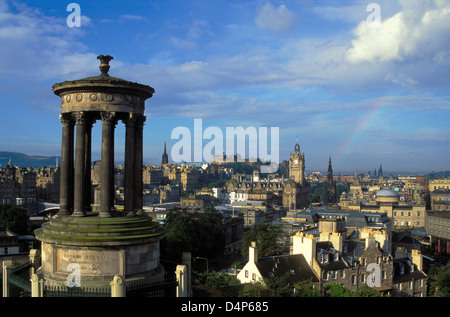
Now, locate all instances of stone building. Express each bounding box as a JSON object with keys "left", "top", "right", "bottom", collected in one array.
[
  {"left": 0, "top": 160, "right": 37, "bottom": 214},
  {"left": 143, "top": 165, "right": 164, "bottom": 187},
  {"left": 180, "top": 194, "right": 216, "bottom": 209},
  {"left": 35, "top": 166, "right": 60, "bottom": 203},
  {"left": 392, "top": 252, "right": 428, "bottom": 297},
  {"left": 340, "top": 188, "right": 426, "bottom": 230},
  {"left": 283, "top": 139, "right": 309, "bottom": 210},
  {"left": 237, "top": 242, "right": 319, "bottom": 289},
  {"left": 425, "top": 210, "right": 450, "bottom": 255},
  {"left": 292, "top": 227, "right": 427, "bottom": 296}
]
